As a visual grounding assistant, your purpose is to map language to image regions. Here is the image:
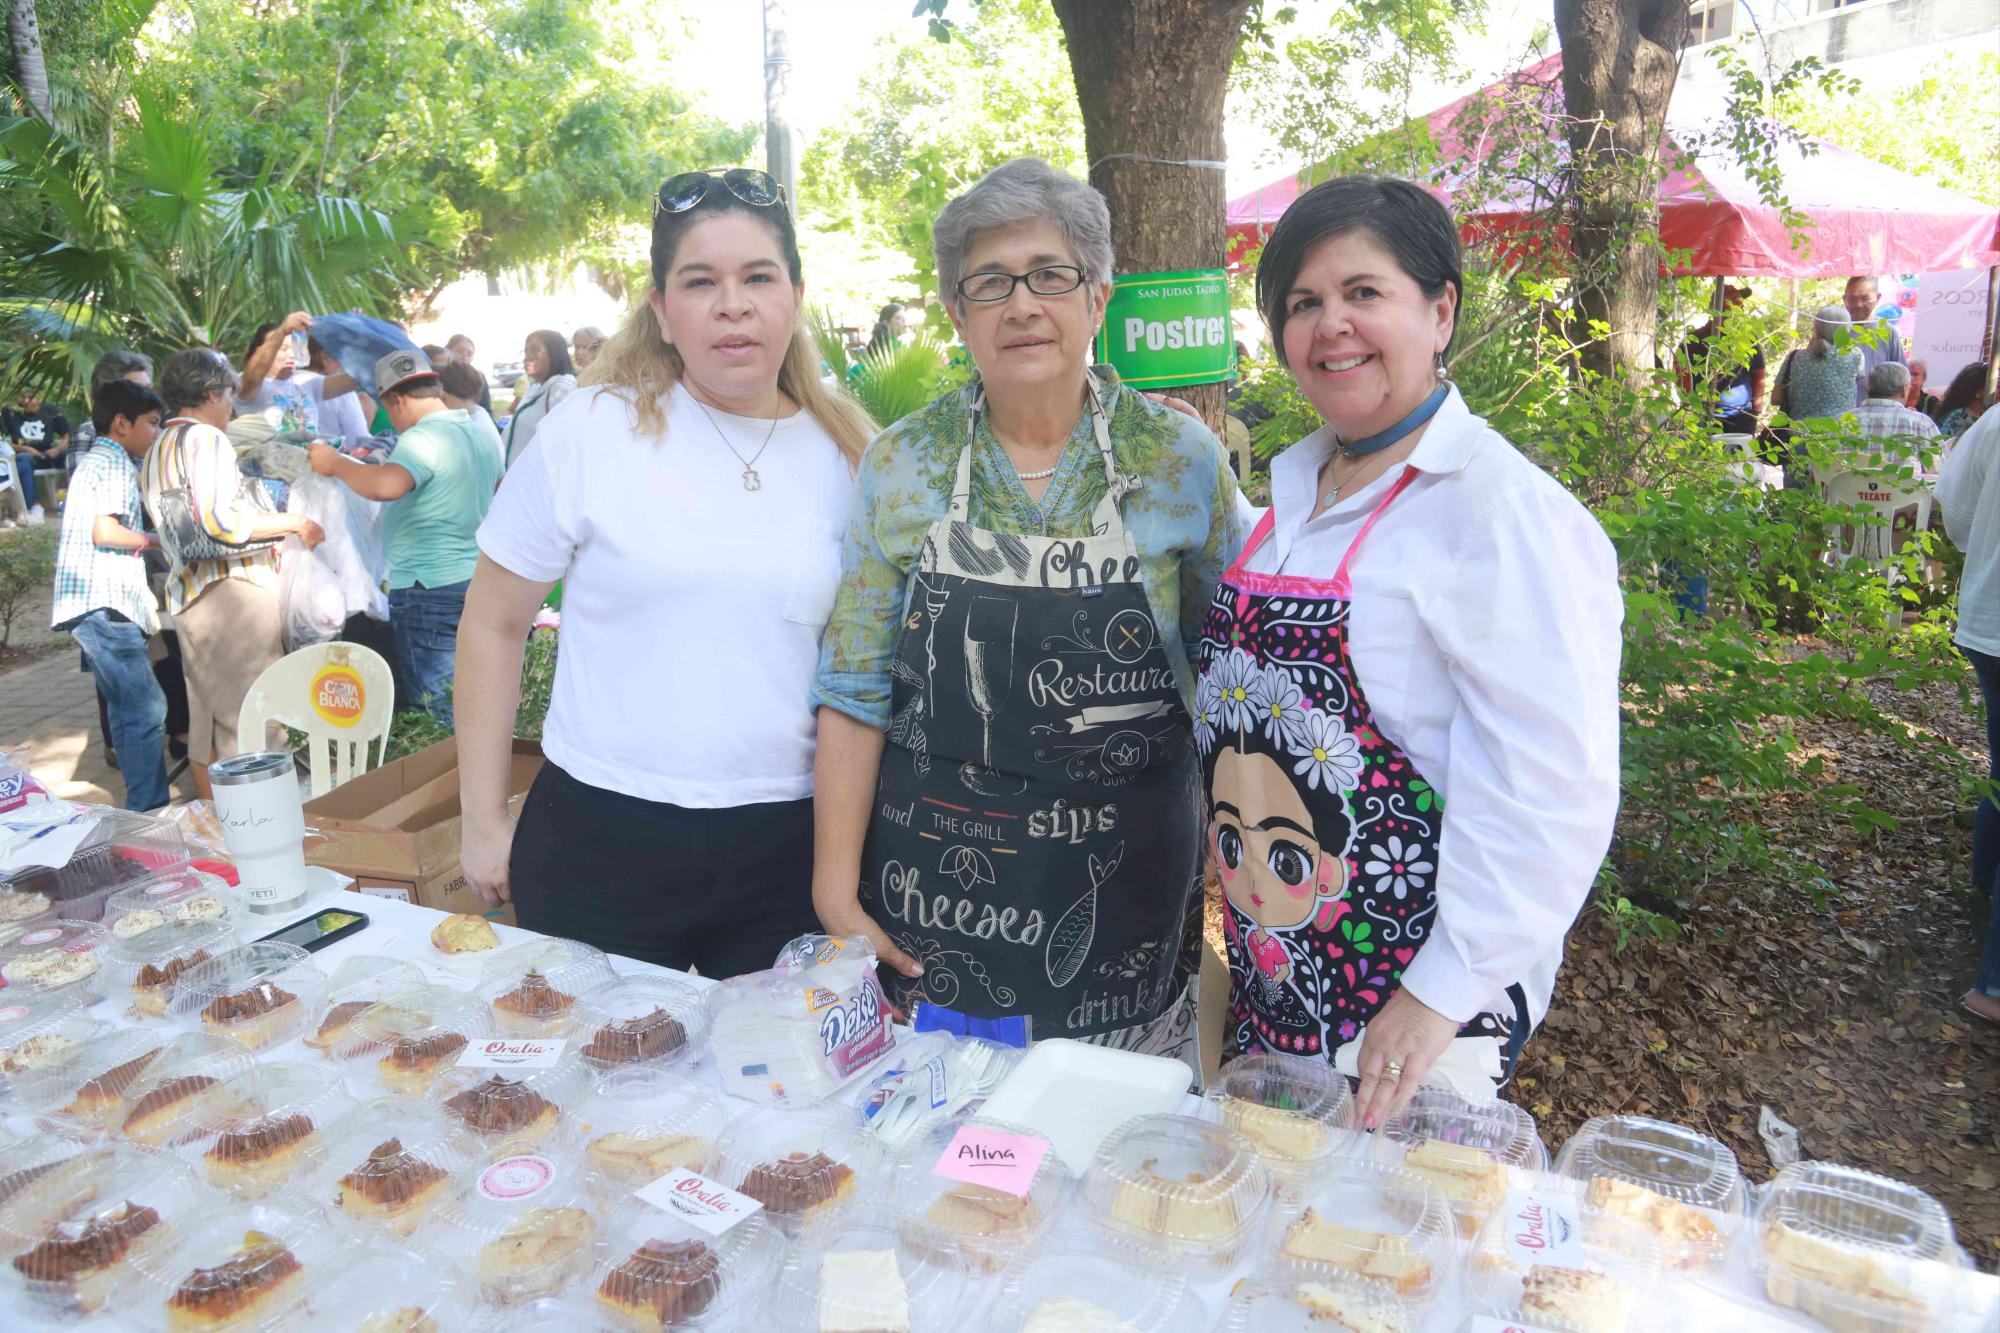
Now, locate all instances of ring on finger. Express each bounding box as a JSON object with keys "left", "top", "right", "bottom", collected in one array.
[{"left": 1383, "top": 1060, "right": 1405, "bottom": 1080}]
